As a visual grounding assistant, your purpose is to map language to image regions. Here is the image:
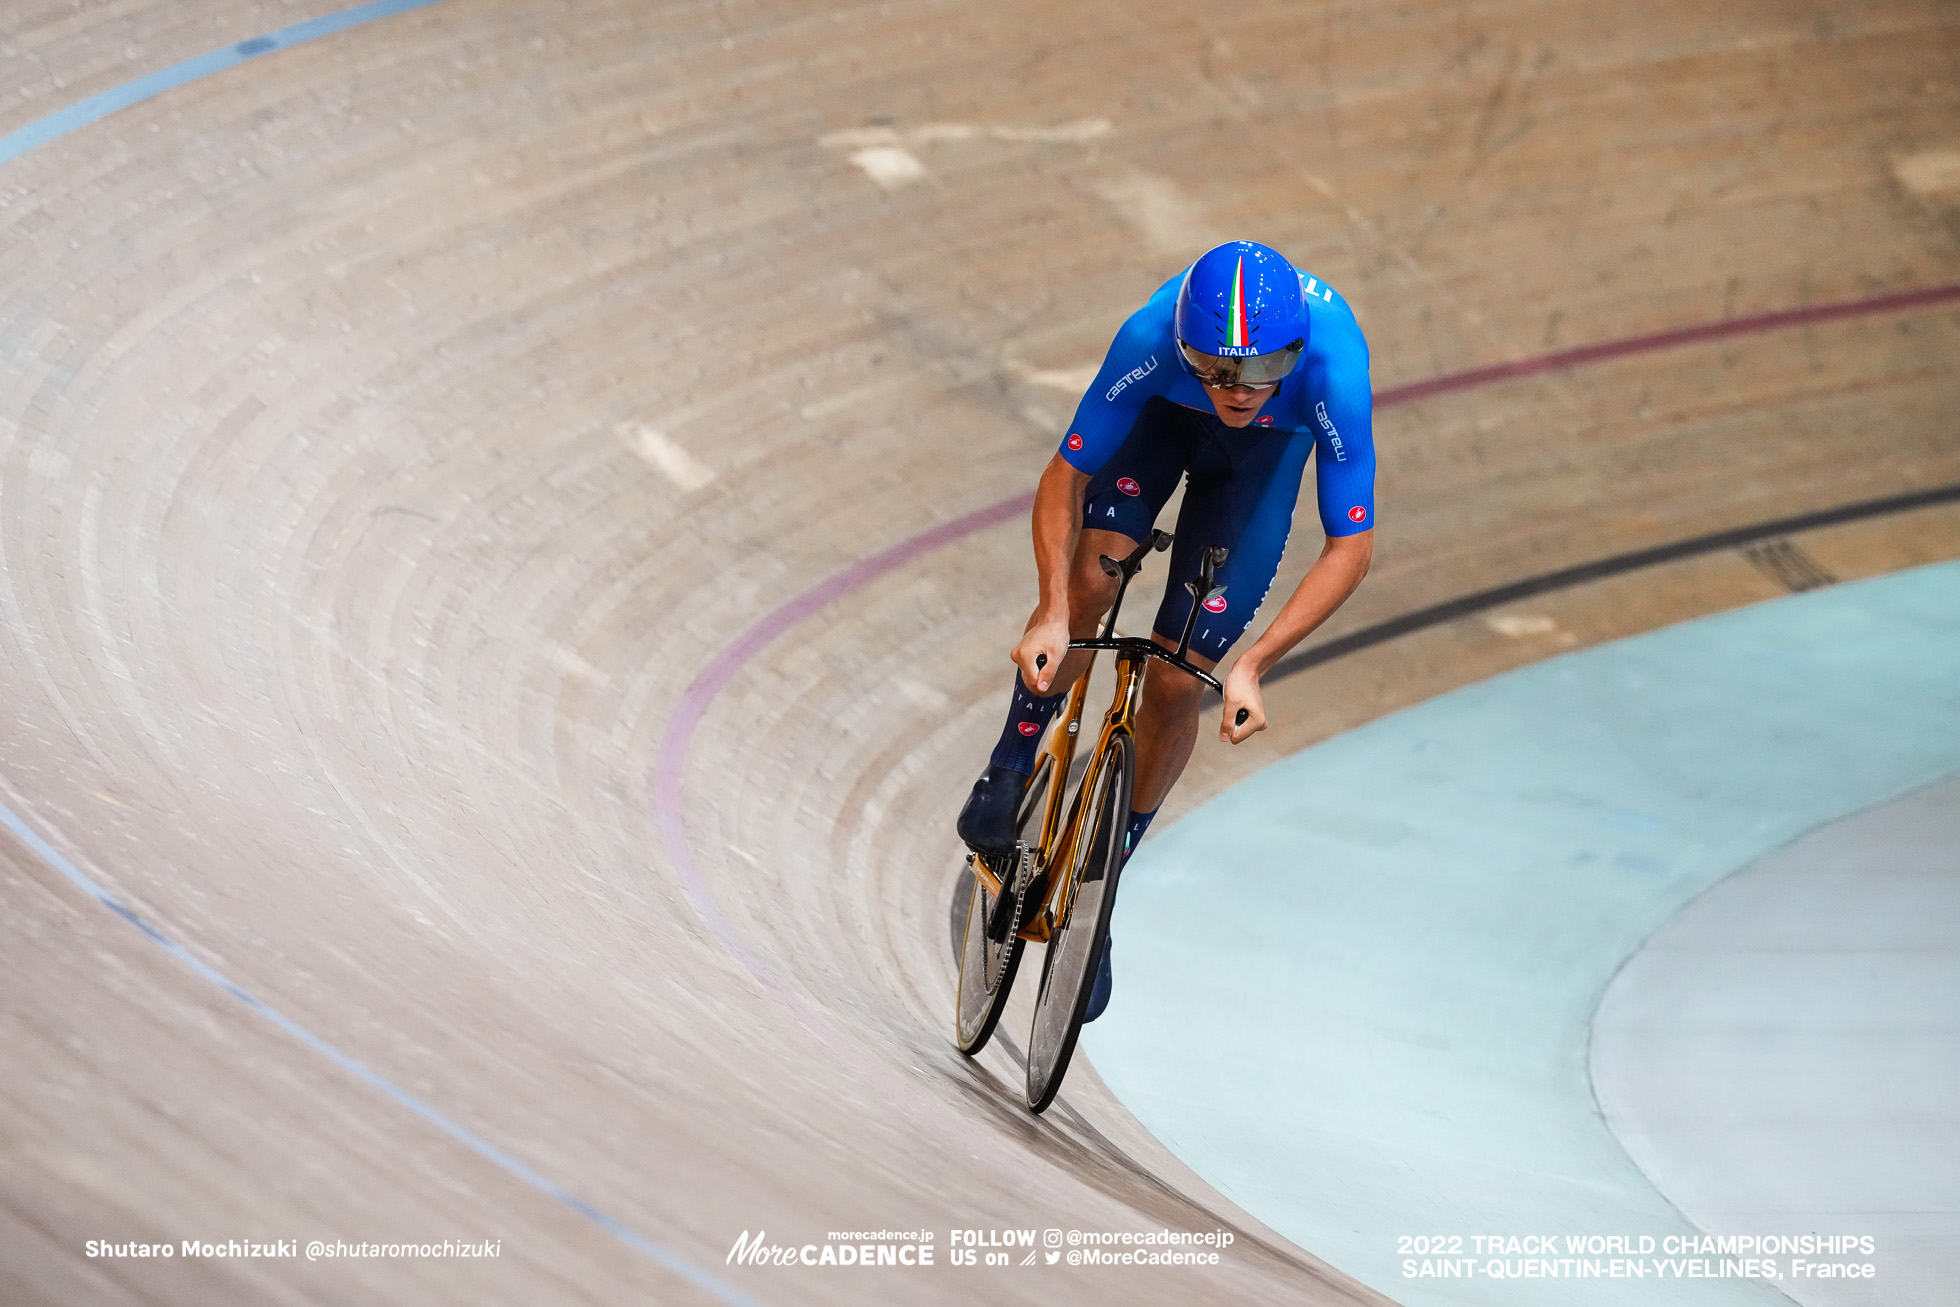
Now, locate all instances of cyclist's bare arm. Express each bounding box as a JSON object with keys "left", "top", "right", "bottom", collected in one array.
[
  {"left": 1012, "top": 453, "right": 1092, "bottom": 693},
  {"left": 1219, "top": 529, "right": 1373, "bottom": 743}
]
